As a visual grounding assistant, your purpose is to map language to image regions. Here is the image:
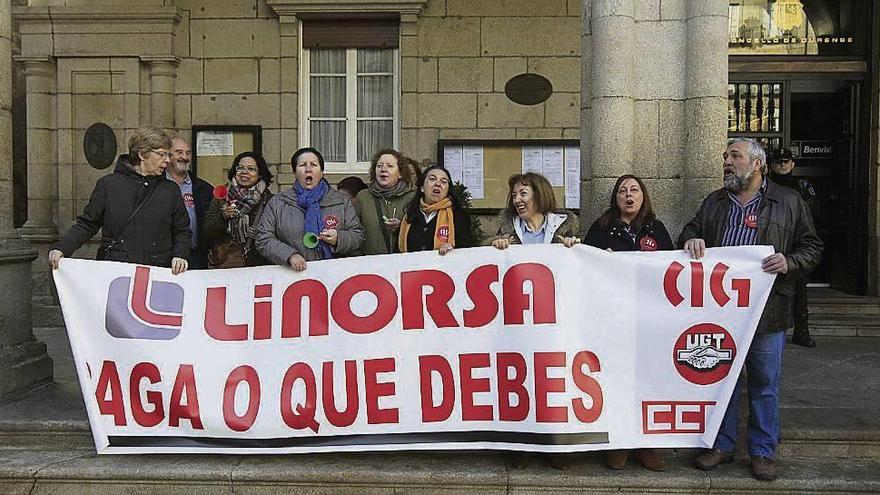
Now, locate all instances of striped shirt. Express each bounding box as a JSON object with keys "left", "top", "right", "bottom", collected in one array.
[{"left": 721, "top": 178, "right": 767, "bottom": 247}]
